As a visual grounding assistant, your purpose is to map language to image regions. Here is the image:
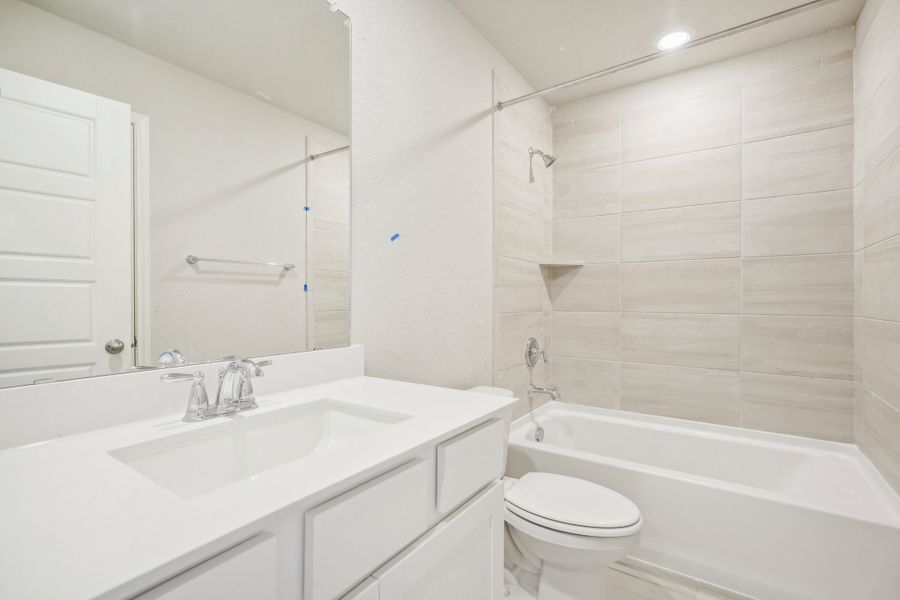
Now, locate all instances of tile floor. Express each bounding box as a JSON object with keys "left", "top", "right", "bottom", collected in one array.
[
  {"left": 608, "top": 560, "right": 753, "bottom": 600},
  {"left": 506, "top": 559, "right": 755, "bottom": 600}
]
